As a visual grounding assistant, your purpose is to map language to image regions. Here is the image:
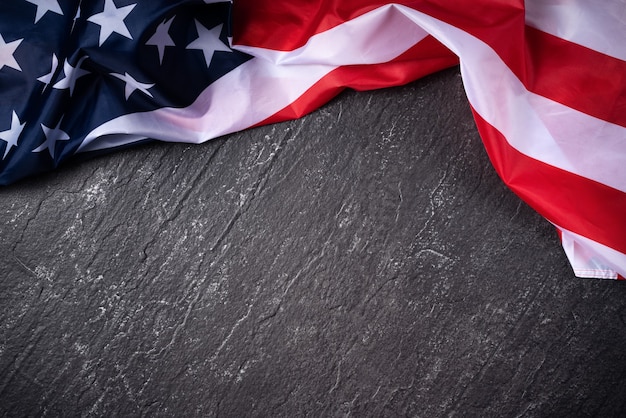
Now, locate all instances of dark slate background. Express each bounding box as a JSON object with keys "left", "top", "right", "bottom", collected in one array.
[{"left": 2, "top": 68, "right": 626, "bottom": 417}]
